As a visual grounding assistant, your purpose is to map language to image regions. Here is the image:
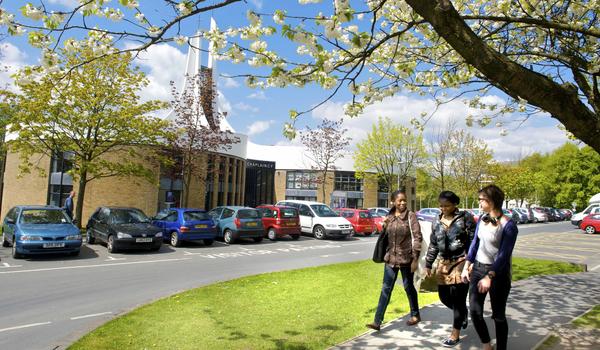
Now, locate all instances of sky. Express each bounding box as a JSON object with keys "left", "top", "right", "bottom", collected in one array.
[{"left": 0, "top": 0, "right": 572, "bottom": 161}]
